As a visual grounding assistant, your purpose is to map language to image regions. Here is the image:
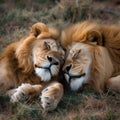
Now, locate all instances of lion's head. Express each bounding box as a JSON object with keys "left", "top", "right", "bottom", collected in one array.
[
  {"left": 61, "top": 21, "right": 120, "bottom": 92},
  {"left": 32, "top": 38, "right": 64, "bottom": 81},
  {"left": 15, "top": 23, "right": 65, "bottom": 82},
  {"left": 62, "top": 42, "right": 93, "bottom": 91}
]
